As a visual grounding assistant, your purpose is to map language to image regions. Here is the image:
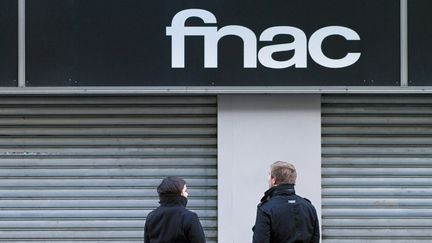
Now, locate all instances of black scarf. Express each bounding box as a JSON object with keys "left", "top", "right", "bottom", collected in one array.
[
  {"left": 159, "top": 194, "right": 188, "bottom": 207},
  {"left": 260, "top": 184, "right": 296, "bottom": 202}
]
